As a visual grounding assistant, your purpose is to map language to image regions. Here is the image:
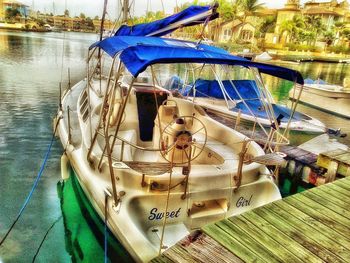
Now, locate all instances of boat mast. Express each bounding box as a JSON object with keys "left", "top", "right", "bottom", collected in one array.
[
  {"left": 122, "top": 0, "right": 129, "bottom": 23},
  {"left": 99, "top": 0, "right": 108, "bottom": 41}
]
